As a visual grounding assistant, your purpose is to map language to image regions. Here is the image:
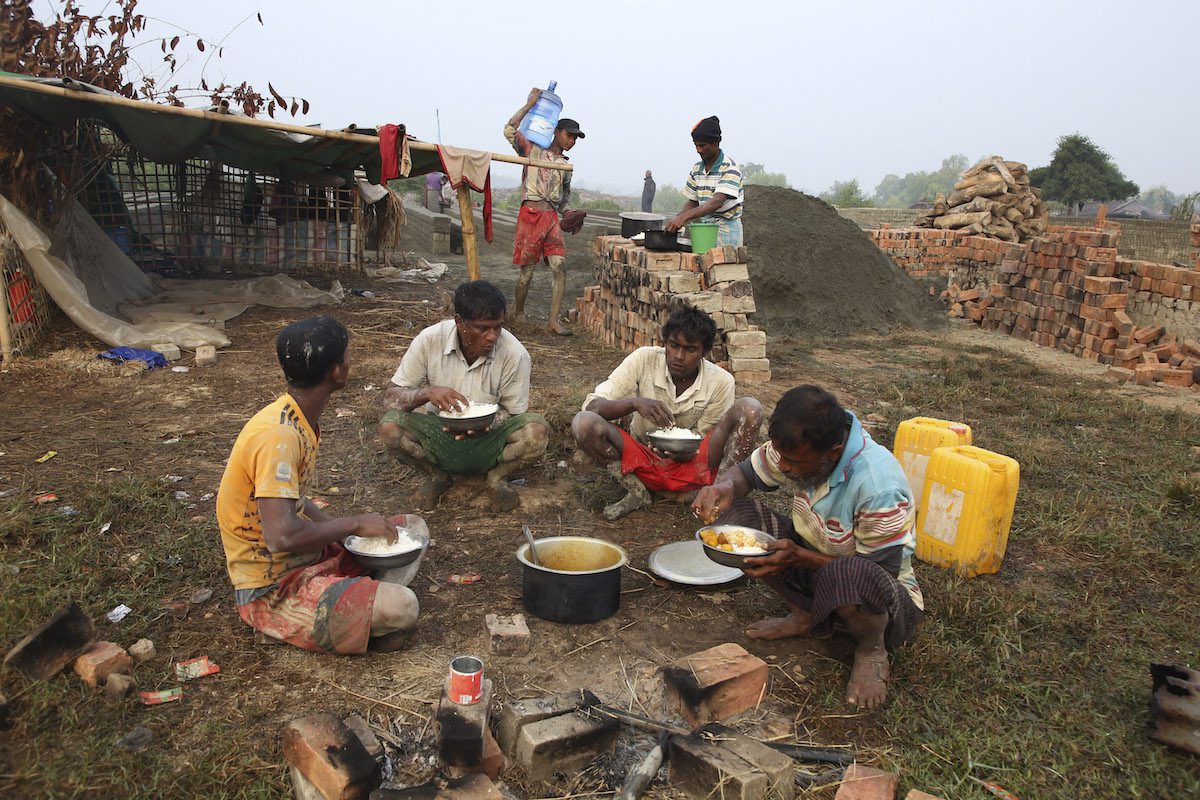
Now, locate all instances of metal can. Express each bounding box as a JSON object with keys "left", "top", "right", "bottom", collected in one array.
[{"left": 448, "top": 655, "right": 484, "bottom": 705}]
